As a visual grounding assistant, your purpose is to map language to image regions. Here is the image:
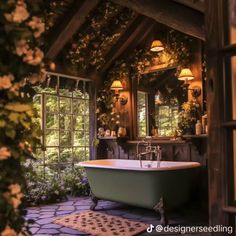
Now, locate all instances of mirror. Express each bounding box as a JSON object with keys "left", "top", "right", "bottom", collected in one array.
[{"left": 136, "top": 67, "right": 188, "bottom": 137}]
